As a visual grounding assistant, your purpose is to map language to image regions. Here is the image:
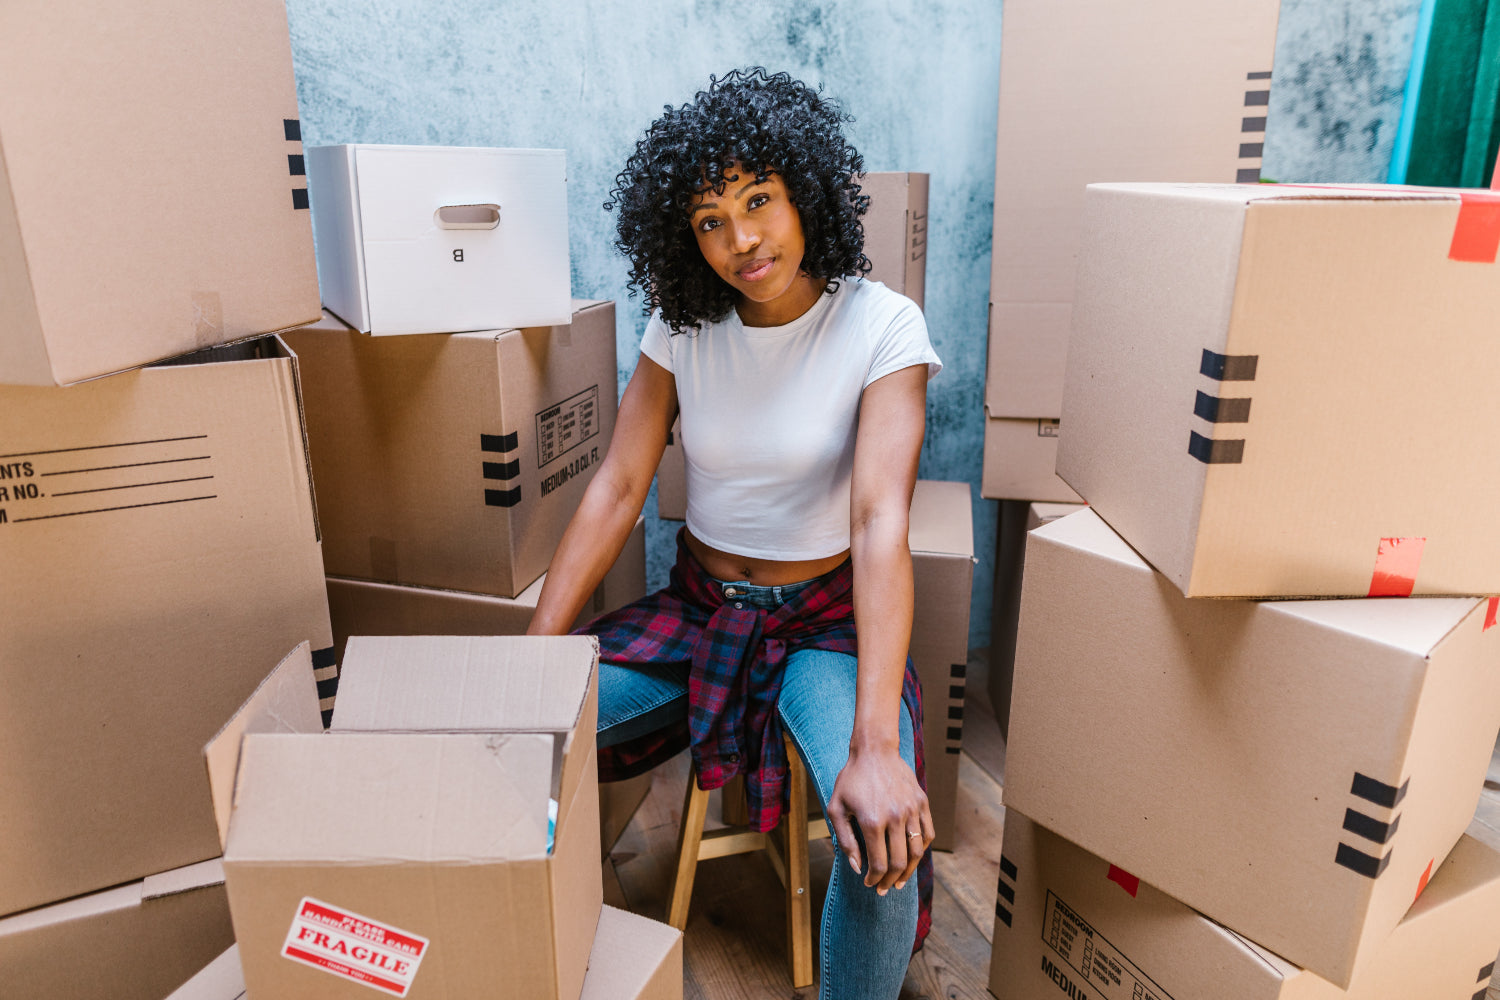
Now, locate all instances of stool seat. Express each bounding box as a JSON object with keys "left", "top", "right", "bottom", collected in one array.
[{"left": 668, "top": 735, "right": 831, "bottom": 988}]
